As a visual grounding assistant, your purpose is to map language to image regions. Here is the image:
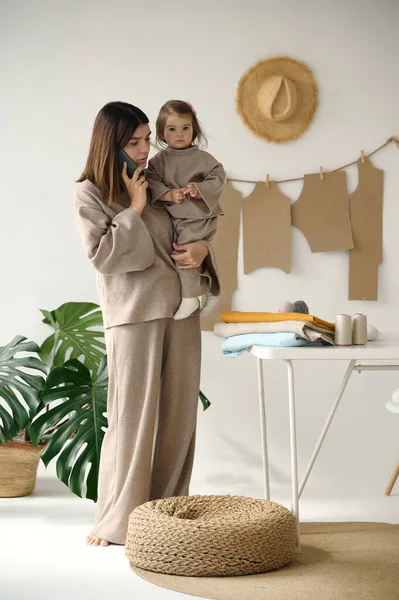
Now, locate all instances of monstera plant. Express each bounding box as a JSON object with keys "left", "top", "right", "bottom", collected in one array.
[
  {"left": 29, "top": 302, "right": 107, "bottom": 501},
  {"left": 0, "top": 303, "right": 106, "bottom": 499},
  {"left": 0, "top": 336, "right": 47, "bottom": 443},
  {"left": 0, "top": 301, "right": 210, "bottom": 502},
  {"left": 30, "top": 356, "right": 108, "bottom": 501}
]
